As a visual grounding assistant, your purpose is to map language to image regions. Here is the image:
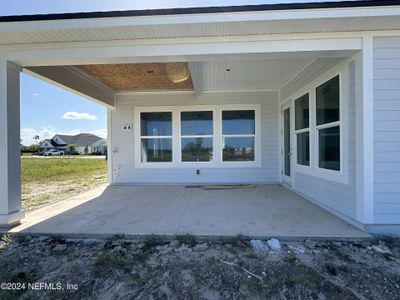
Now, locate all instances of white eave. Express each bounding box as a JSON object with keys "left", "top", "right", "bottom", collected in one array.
[{"left": 0, "top": 4, "right": 400, "bottom": 46}]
